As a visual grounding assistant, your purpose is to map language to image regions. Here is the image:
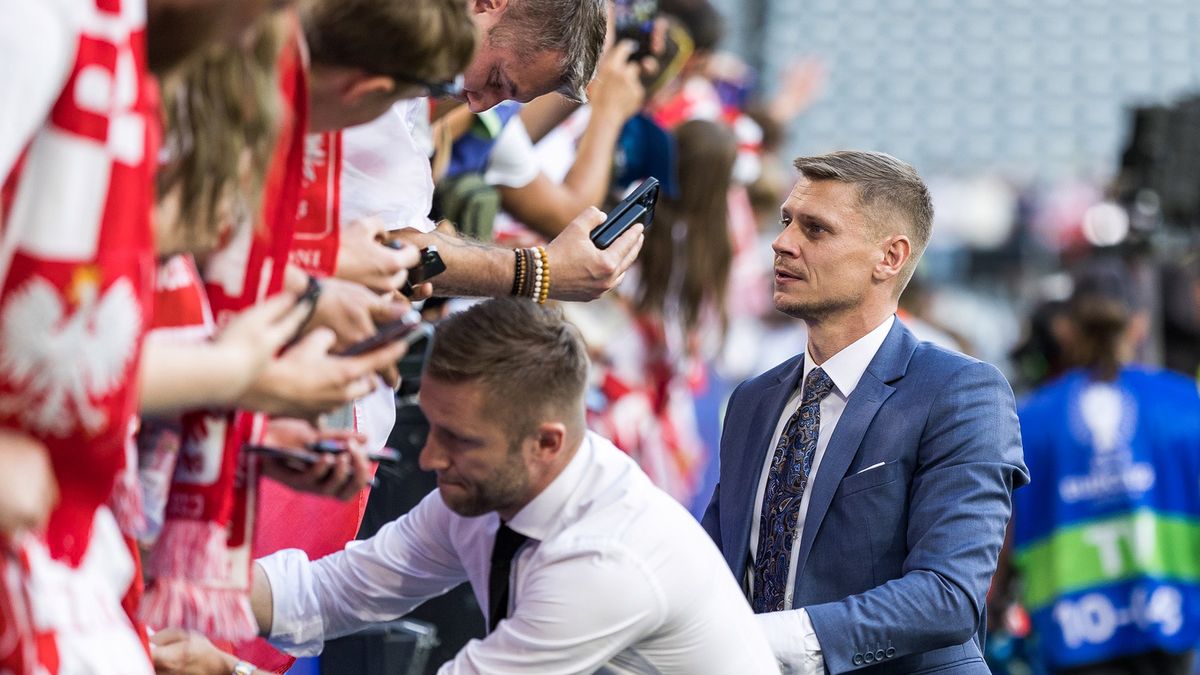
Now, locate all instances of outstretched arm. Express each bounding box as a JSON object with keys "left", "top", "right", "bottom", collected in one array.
[{"left": 393, "top": 207, "right": 643, "bottom": 301}]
